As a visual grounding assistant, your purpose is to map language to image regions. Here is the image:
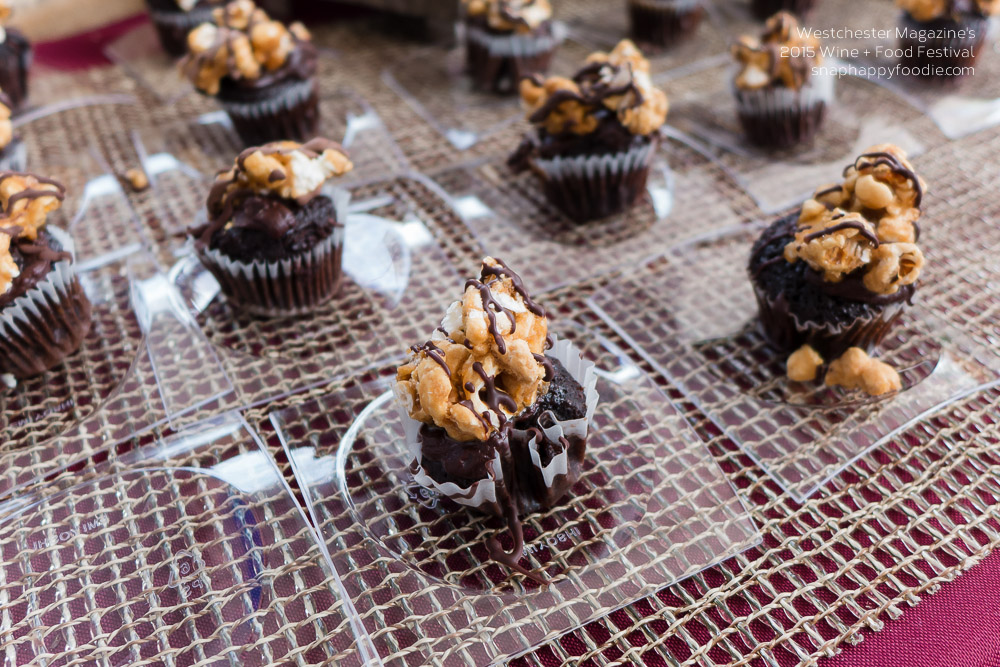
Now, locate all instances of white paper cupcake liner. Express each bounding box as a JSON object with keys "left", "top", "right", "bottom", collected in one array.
[
  {"left": 536, "top": 140, "right": 657, "bottom": 183},
  {"left": 196, "top": 187, "right": 349, "bottom": 317},
  {"left": 514, "top": 335, "right": 599, "bottom": 489},
  {"left": 219, "top": 78, "right": 320, "bottom": 144},
  {"left": 465, "top": 20, "right": 567, "bottom": 59},
  {"left": 532, "top": 138, "right": 658, "bottom": 222},
  {"left": 733, "top": 69, "right": 836, "bottom": 117},
  {"left": 0, "top": 226, "right": 92, "bottom": 378}
]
